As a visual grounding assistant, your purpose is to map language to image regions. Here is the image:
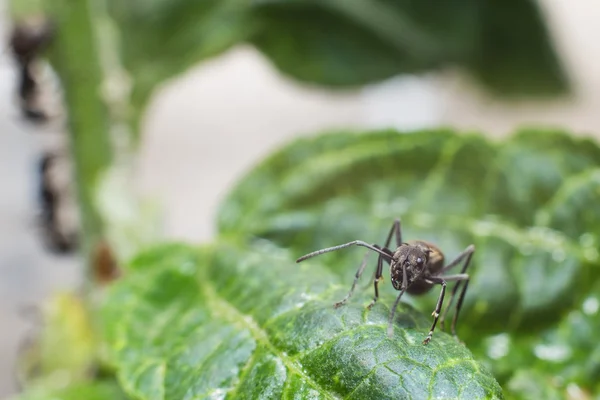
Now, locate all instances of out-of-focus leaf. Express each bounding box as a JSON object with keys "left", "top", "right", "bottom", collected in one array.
[
  {"left": 467, "top": 283, "right": 600, "bottom": 395},
  {"left": 12, "top": 380, "right": 127, "bottom": 400},
  {"left": 250, "top": 0, "right": 567, "bottom": 95},
  {"left": 94, "top": 164, "right": 164, "bottom": 264},
  {"left": 487, "top": 130, "right": 600, "bottom": 227},
  {"left": 480, "top": 171, "right": 600, "bottom": 394},
  {"left": 102, "top": 0, "right": 567, "bottom": 132},
  {"left": 106, "top": 0, "right": 255, "bottom": 118},
  {"left": 504, "top": 370, "right": 565, "bottom": 400},
  {"left": 17, "top": 292, "right": 97, "bottom": 389},
  {"left": 103, "top": 243, "right": 502, "bottom": 399},
  {"left": 8, "top": 0, "right": 45, "bottom": 18},
  {"left": 468, "top": 0, "right": 569, "bottom": 97},
  {"left": 216, "top": 128, "right": 600, "bottom": 395},
  {"left": 250, "top": 0, "right": 479, "bottom": 87}
]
